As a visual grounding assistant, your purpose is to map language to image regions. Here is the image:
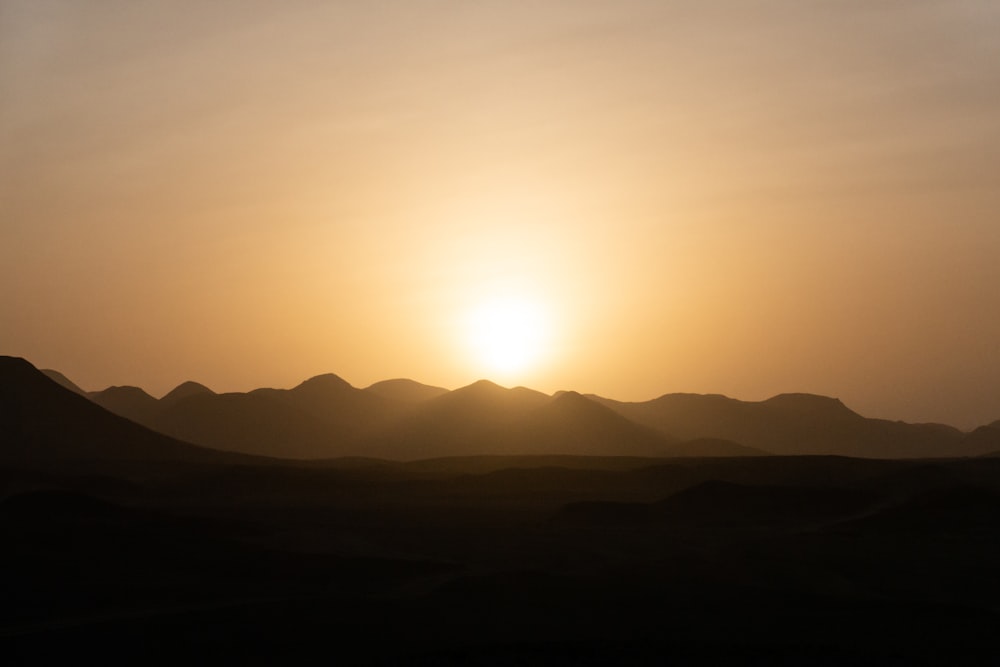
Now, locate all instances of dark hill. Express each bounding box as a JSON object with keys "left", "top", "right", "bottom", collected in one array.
[
  {"left": 0, "top": 356, "right": 250, "bottom": 468},
  {"left": 962, "top": 425, "right": 1000, "bottom": 457},
  {"left": 660, "top": 438, "right": 769, "bottom": 458},
  {"left": 557, "top": 480, "right": 879, "bottom": 528},
  {"left": 653, "top": 479, "right": 877, "bottom": 521},
  {"left": 832, "top": 485, "right": 1000, "bottom": 537}
]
